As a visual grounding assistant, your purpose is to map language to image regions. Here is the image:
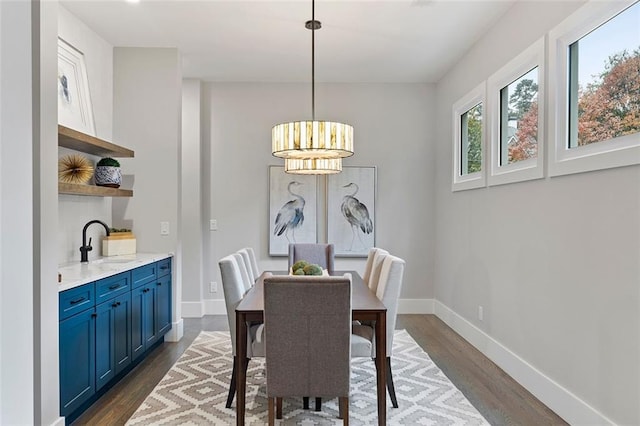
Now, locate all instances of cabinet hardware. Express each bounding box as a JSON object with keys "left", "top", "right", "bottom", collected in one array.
[
  {"left": 112, "top": 303, "right": 118, "bottom": 308},
  {"left": 109, "top": 284, "right": 121, "bottom": 290},
  {"left": 91, "top": 313, "right": 97, "bottom": 318},
  {"left": 157, "top": 282, "right": 162, "bottom": 286},
  {"left": 70, "top": 297, "right": 86, "bottom": 305}
]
